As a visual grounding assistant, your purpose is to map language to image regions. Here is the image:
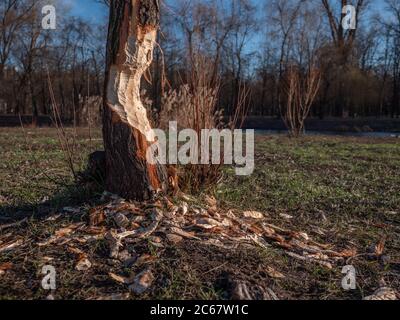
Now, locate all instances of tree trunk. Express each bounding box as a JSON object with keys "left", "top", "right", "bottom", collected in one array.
[{"left": 103, "top": 0, "right": 167, "bottom": 201}]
